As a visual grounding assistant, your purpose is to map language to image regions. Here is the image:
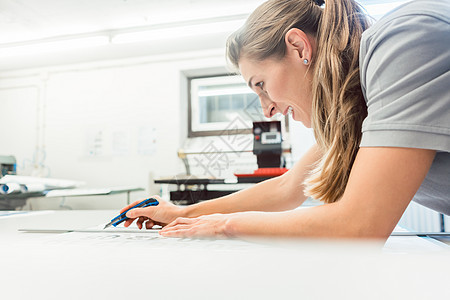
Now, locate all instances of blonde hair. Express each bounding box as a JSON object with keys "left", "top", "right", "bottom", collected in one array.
[{"left": 227, "top": 0, "right": 371, "bottom": 203}]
